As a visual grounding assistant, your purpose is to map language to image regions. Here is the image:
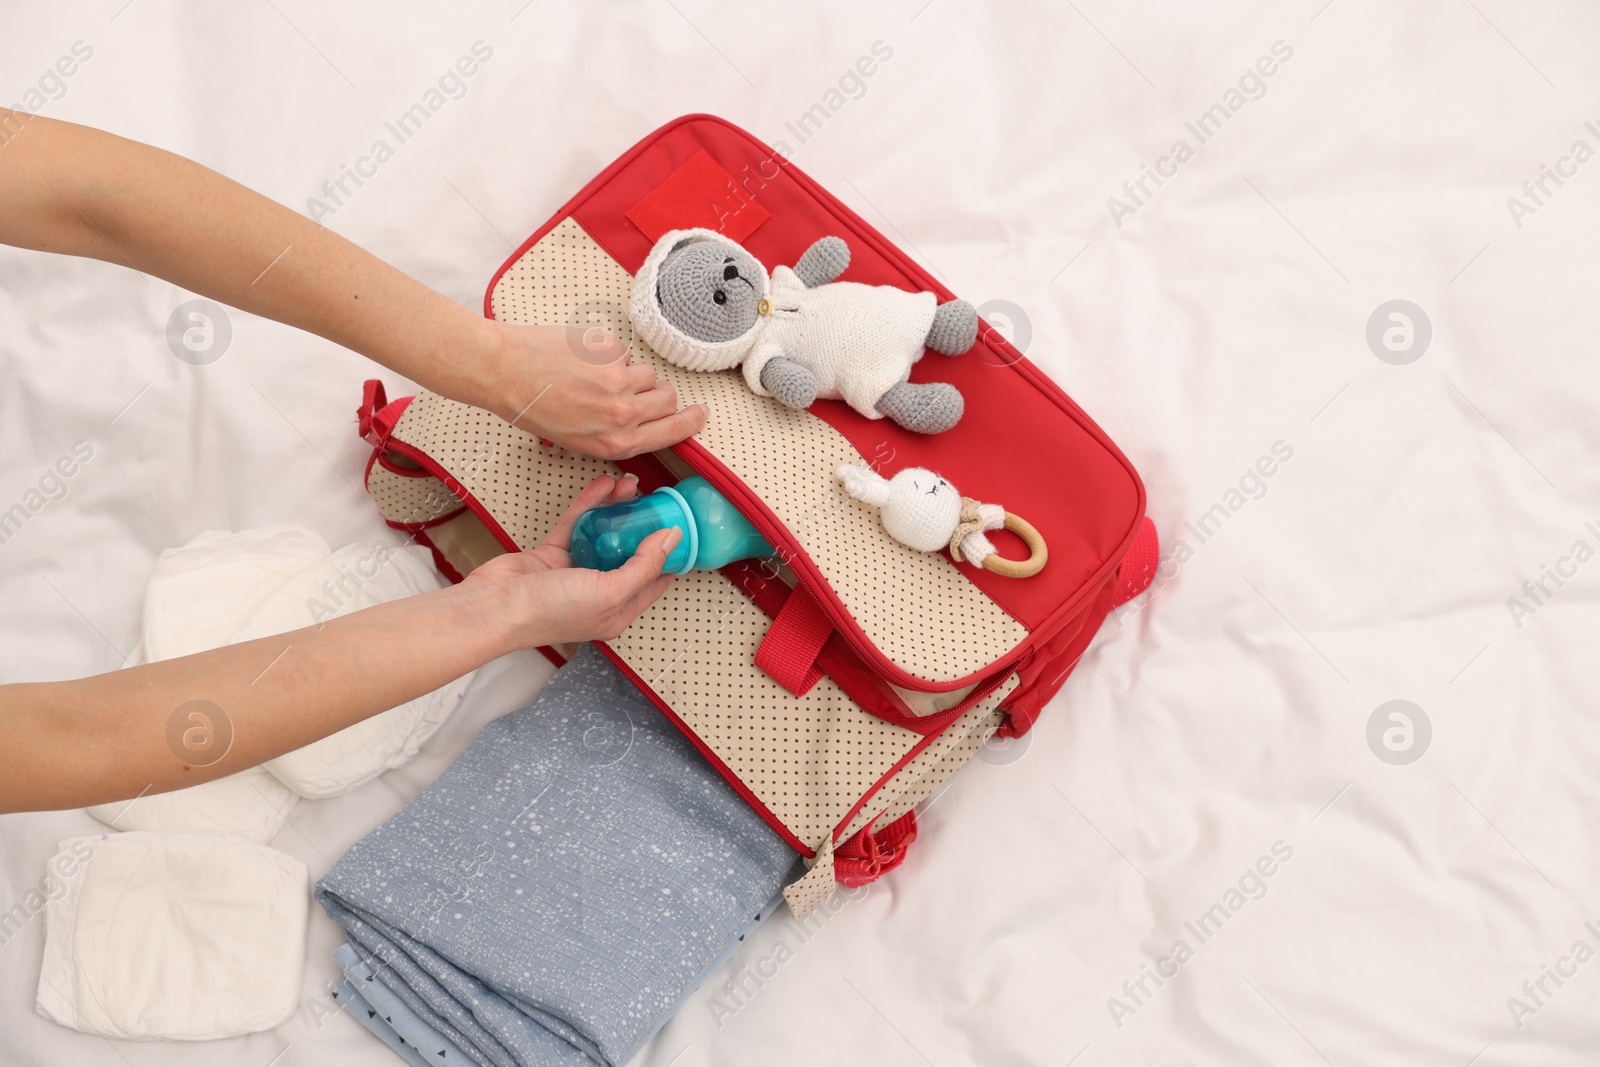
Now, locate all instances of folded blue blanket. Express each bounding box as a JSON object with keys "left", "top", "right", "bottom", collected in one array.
[{"left": 316, "top": 644, "right": 798, "bottom": 1067}]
